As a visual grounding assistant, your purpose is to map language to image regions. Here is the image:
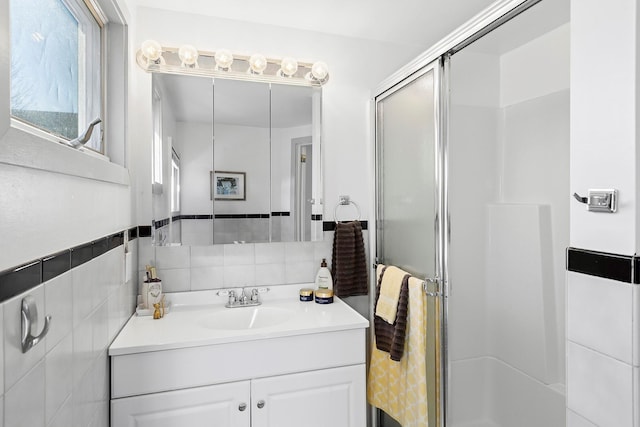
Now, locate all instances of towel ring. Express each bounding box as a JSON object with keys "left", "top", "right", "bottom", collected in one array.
[{"left": 334, "top": 195, "right": 361, "bottom": 224}]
